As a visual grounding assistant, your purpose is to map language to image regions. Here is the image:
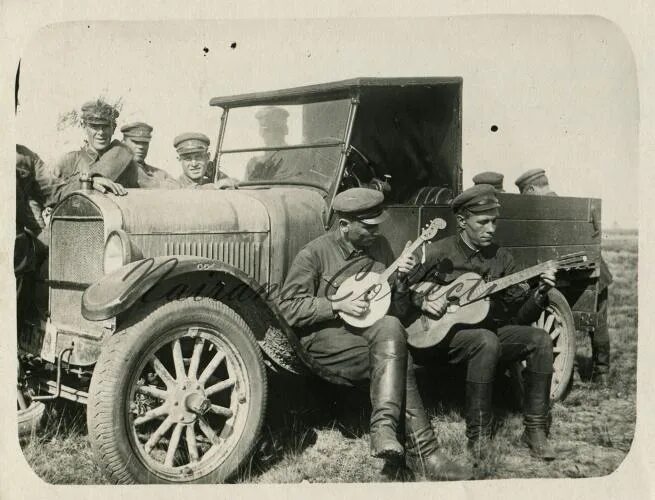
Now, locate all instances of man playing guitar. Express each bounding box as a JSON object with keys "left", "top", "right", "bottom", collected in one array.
[
  {"left": 278, "top": 187, "right": 471, "bottom": 480},
  {"left": 408, "top": 184, "right": 557, "bottom": 461}
]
